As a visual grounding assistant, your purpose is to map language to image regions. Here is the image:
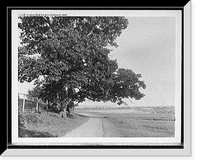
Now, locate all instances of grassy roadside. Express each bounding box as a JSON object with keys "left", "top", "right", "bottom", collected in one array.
[
  {"left": 19, "top": 111, "right": 89, "bottom": 137},
  {"left": 102, "top": 112, "right": 175, "bottom": 137}
]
